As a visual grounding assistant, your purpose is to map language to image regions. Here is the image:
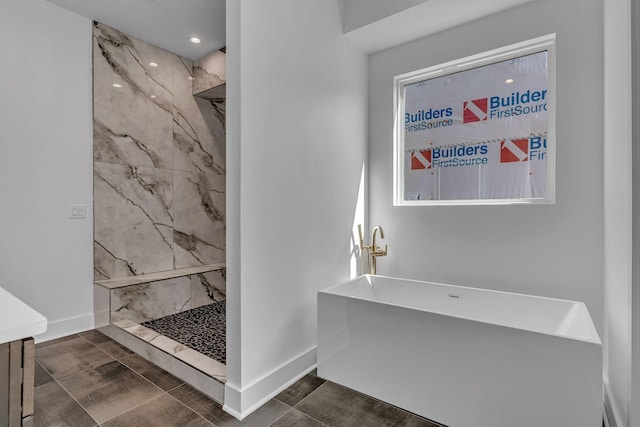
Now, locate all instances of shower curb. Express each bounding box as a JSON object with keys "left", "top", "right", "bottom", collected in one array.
[{"left": 99, "top": 324, "right": 225, "bottom": 404}]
